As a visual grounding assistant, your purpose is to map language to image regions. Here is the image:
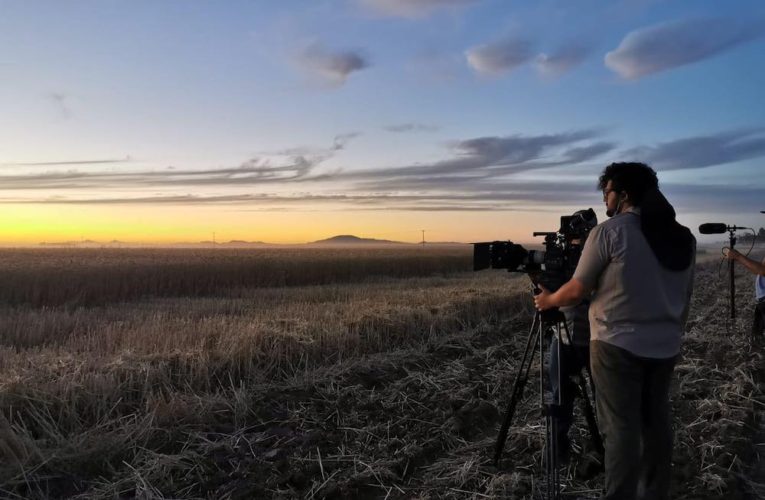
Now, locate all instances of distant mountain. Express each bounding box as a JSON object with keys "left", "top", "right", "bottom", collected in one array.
[
  {"left": 39, "top": 239, "right": 100, "bottom": 247},
  {"left": 221, "top": 240, "right": 268, "bottom": 246},
  {"left": 311, "top": 234, "right": 406, "bottom": 245},
  {"left": 175, "top": 240, "right": 269, "bottom": 246}
]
